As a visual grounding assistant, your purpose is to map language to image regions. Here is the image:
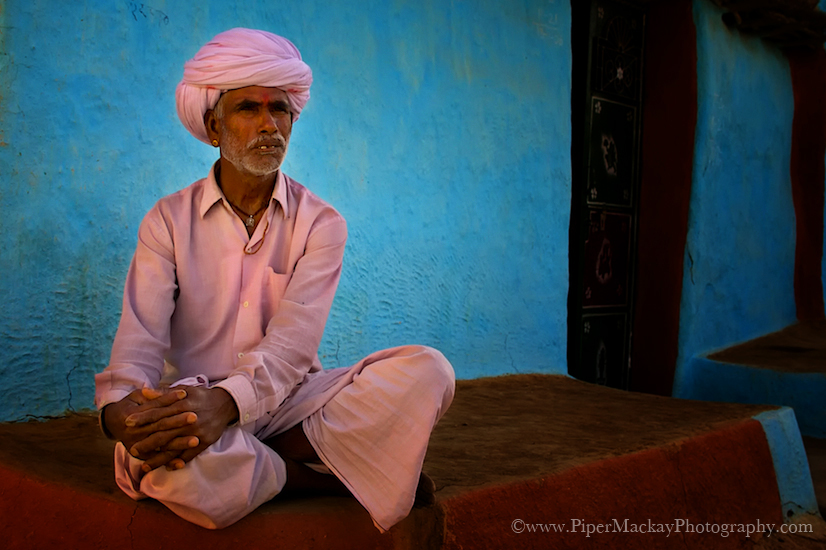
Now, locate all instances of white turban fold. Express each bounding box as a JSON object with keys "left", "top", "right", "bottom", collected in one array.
[{"left": 175, "top": 28, "right": 313, "bottom": 144}]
